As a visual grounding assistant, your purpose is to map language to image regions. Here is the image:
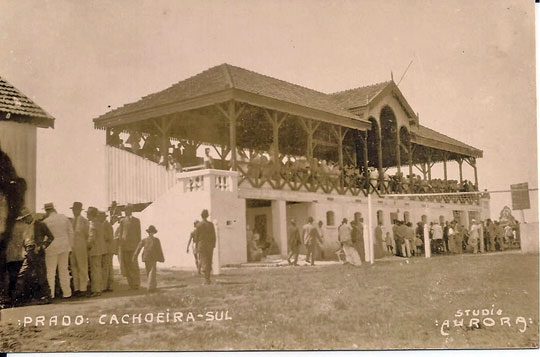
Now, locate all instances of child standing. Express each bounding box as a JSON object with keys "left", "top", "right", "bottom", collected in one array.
[{"left": 133, "top": 225, "right": 165, "bottom": 292}]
